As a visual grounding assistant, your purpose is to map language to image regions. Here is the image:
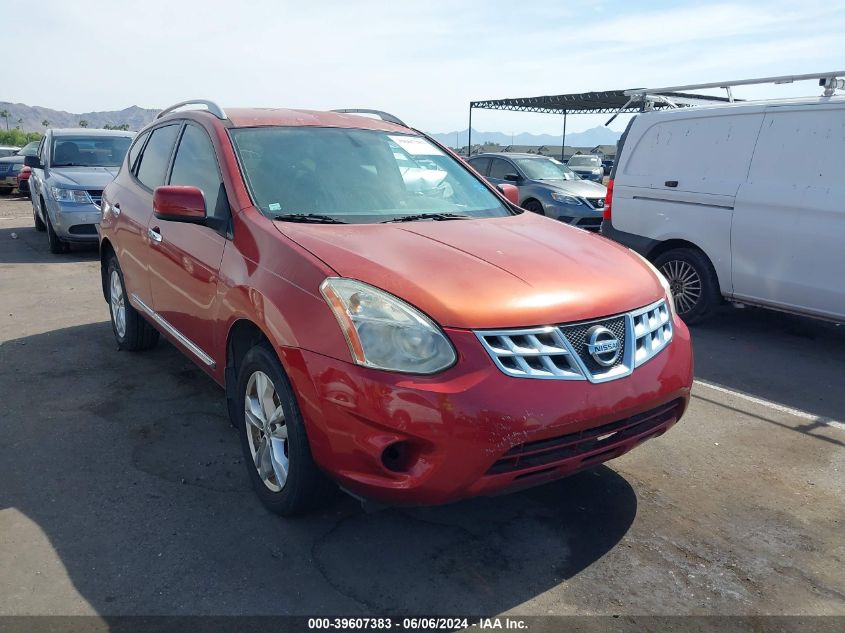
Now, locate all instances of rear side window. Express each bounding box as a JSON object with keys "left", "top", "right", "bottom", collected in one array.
[
  {"left": 169, "top": 124, "right": 226, "bottom": 219},
  {"left": 489, "top": 158, "right": 515, "bottom": 180},
  {"left": 127, "top": 131, "right": 149, "bottom": 173},
  {"left": 468, "top": 157, "right": 491, "bottom": 175},
  {"left": 136, "top": 124, "right": 180, "bottom": 190}
]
